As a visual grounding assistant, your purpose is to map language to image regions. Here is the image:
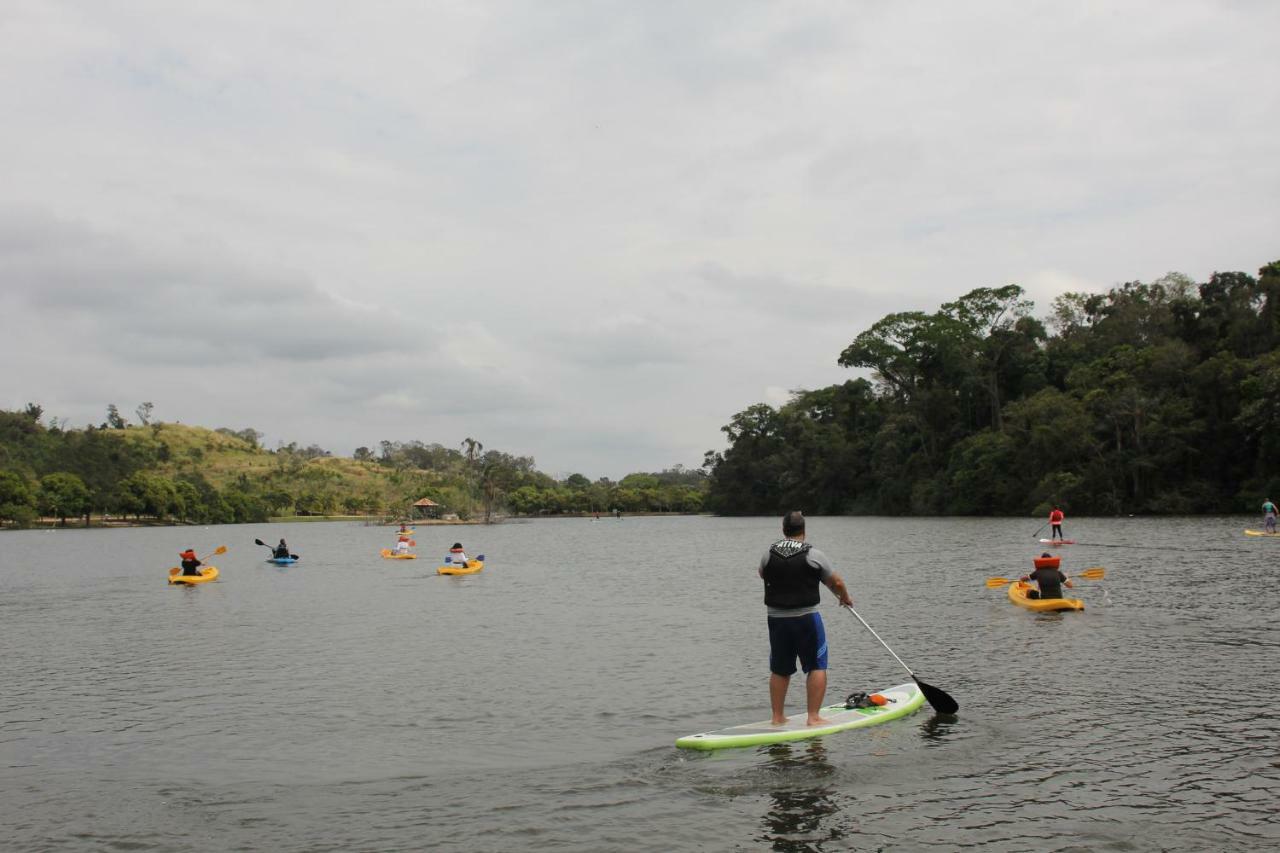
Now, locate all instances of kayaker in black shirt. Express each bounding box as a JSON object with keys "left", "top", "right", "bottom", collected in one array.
[
  {"left": 179, "top": 548, "right": 202, "bottom": 576},
  {"left": 1021, "top": 553, "right": 1074, "bottom": 599},
  {"left": 273, "top": 539, "right": 289, "bottom": 558}
]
